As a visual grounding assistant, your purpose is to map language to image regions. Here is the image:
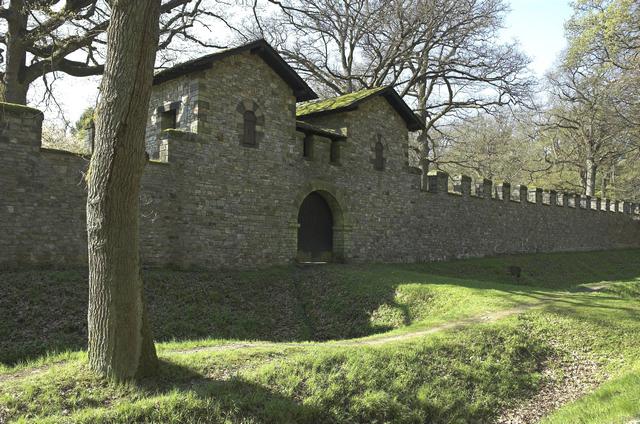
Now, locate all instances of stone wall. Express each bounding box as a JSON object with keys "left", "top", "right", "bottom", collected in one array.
[
  {"left": 1, "top": 51, "right": 639, "bottom": 270},
  {"left": 144, "top": 73, "right": 201, "bottom": 158},
  {"left": 298, "top": 97, "right": 640, "bottom": 262},
  {"left": 0, "top": 104, "right": 177, "bottom": 268}
]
